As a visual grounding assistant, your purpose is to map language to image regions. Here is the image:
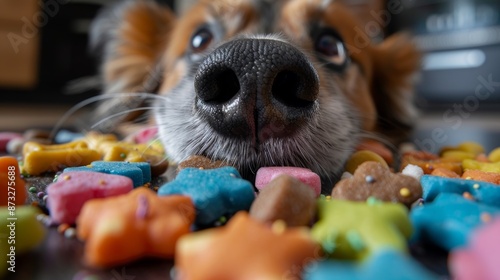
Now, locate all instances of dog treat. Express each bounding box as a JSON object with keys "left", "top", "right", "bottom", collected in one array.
[
  {"left": 400, "top": 151, "right": 462, "bottom": 175},
  {"left": 461, "top": 170, "right": 500, "bottom": 184},
  {"left": 449, "top": 218, "right": 500, "bottom": 280},
  {"left": 332, "top": 162, "right": 422, "bottom": 207},
  {"left": 0, "top": 156, "right": 27, "bottom": 206},
  {"left": 312, "top": 199, "right": 412, "bottom": 260},
  {"left": 83, "top": 132, "right": 168, "bottom": 176},
  {"left": 430, "top": 167, "right": 461, "bottom": 178},
  {"left": 440, "top": 141, "right": 485, "bottom": 156},
  {"left": 250, "top": 174, "right": 316, "bottom": 227},
  {"left": 130, "top": 127, "right": 159, "bottom": 144},
  {"left": 158, "top": 167, "right": 255, "bottom": 227},
  {"left": 77, "top": 188, "right": 195, "bottom": 267},
  {"left": 356, "top": 139, "right": 394, "bottom": 166},
  {"left": 410, "top": 193, "right": 500, "bottom": 250},
  {"left": 22, "top": 141, "right": 101, "bottom": 175},
  {"left": 420, "top": 175, "right": 500, "bottom": 207},
  {"left": 47, "top": 171, "right": 134, "bottom": 224},
  {"left": 177, "top": 155, "right": 229, "bottom": 171},
  {"left": 462, "top": 159, "right": 500, "bottom": 173},
  {"left": 255, "top": 166, "right": 321, "bottom": 197},
  {"left": 344, "top": 150, "right": 388, "bottom": 174},
  {"left": 488, "top": 147, "right": 500, "bottom": 162},
  {"left": 64, "top": 161, "right": 151, "bottom": 188},
  {"left": 0, "top": 206, "right": 46, "bottom": 276},
  {"left": 175, "top": 212, "right": 321, "bottom": 280},
  {"left": 0, "top": 132, "right": 22, "bottom": 153},
  {"left": 305, "top": 249, "right": 439, "bottom": 280}
]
